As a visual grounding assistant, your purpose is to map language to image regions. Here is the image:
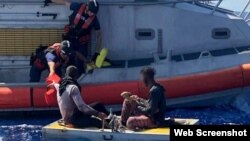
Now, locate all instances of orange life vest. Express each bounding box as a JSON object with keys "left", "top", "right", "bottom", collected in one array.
[
  {"left": 65, "top": 4, "right": 95, "bottom": 44},
  {"left": 73, "top": 4, "right": 95, "bottom": 30}
]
